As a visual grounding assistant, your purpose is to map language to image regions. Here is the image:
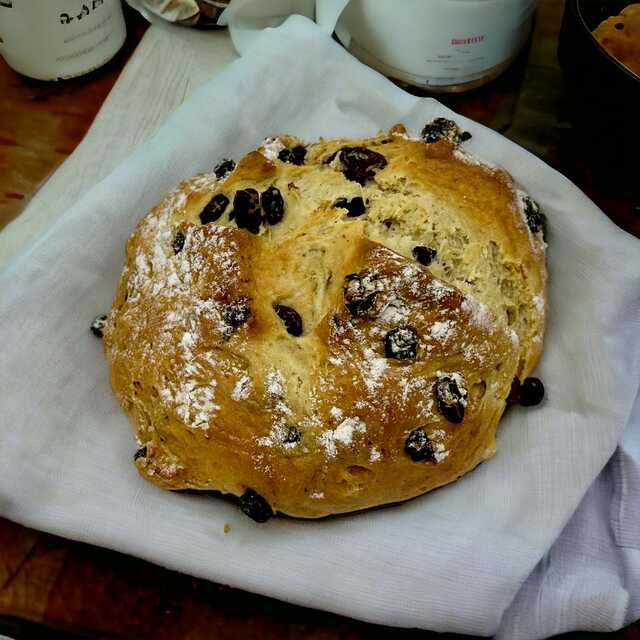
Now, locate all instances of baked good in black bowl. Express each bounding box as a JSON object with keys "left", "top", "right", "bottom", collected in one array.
[
  {"left": 558, "top": 2, "right": 640, "bottom": 193},
  {"left": 592, "top": 4, "right": 640, "bottom": 76}
]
